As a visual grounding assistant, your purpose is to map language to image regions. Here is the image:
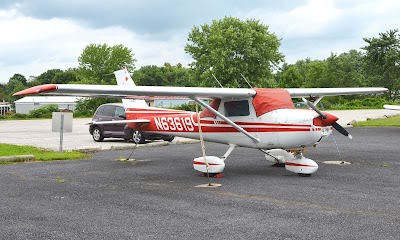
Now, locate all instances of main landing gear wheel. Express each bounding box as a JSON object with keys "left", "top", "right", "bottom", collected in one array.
[
  {"left": 132, "top": 131, "right": 145, "bottom": 144},
  {"left": 92, "top": 126, "right": 104, "bottom": 142}
]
